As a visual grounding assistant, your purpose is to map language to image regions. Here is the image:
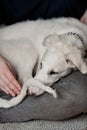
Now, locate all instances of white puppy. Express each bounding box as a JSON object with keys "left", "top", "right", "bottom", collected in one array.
[{"left": 0, "top": 17, "right": 87, "bottom": 108}]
